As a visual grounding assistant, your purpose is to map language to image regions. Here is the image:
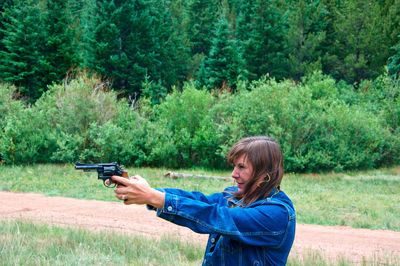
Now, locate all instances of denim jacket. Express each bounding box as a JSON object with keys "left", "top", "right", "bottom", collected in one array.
[{"left": 150, "top": 186, "right": 296, "bottom": 266}]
